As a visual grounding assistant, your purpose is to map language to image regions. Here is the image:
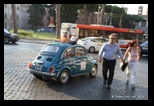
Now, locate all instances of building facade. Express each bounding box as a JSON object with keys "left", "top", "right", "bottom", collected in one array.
[
  {"left": 134, "top": 15, "right": 148, "bottom": 39},
  {"left": 134, "top": 6, "right": 148, "bottom": 39},
  {"left": 4, "top": 4, "right": 30, "bottom": 30}
]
